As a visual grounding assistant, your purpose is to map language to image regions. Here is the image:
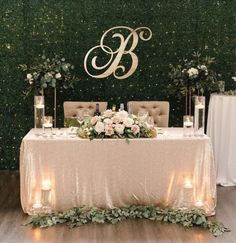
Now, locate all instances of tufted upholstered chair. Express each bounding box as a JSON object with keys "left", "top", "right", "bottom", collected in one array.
[
  {"left": 127, "top": 101, "right": 170, "bottom": 127},
  {"left": 63, "top": 102, "right": 108, "bottom": 118}
]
